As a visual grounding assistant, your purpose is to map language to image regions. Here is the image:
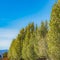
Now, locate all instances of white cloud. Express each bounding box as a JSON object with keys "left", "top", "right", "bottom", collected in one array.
[
  {"left": 0, "top": 28, "right": 19, "bottom": 50},
  {"left": 0, "top": 39, "right": 12, "bottom": 50}
]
